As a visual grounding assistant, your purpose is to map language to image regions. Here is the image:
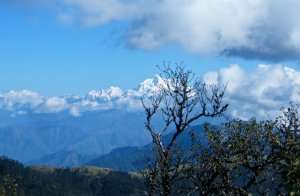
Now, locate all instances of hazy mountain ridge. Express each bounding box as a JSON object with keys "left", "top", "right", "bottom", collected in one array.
[
  {"left": 27, "top": 150, "right": 97, "bottom": 168},
  {"left": 26, "top": 124, "right": 219, "bottom": 171},
  {"left": 87, "top": 125, "right": 208, "bottom": 172},
  {"left": 0, "top": 109, "right": 155, "bottom": 162},
  {"left": 0, "top": 77, "right": 165, "bottom": 163}
]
